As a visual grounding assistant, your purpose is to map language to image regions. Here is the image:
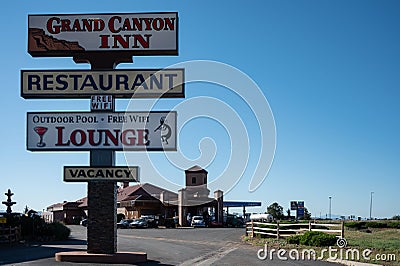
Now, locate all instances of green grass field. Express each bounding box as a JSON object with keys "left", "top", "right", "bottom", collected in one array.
[
  {"left": 244, "top": 223, "right": 400, "bottom": 265},
  {"left": 345, "top": 229, "right": 400, "bottom": 265}
]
